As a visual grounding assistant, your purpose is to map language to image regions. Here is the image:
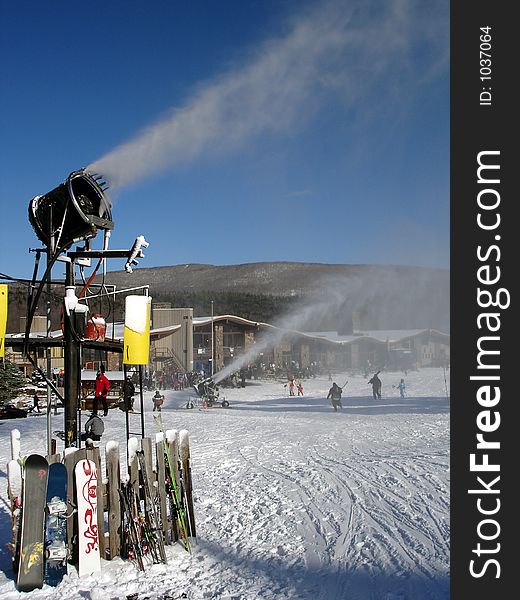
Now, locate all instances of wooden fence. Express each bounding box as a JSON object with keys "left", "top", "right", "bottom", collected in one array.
[{"left": 8, "top": 429, "right": 195, "bottom": 567}]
